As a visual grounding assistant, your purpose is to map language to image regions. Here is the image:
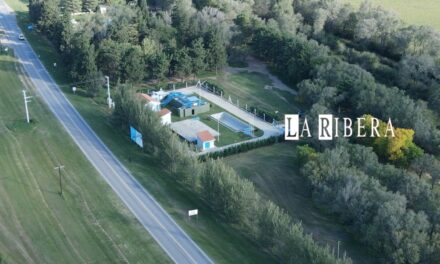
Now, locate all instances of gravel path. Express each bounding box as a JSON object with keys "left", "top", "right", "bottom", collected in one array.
[{"left": 225, "top": 56, "right": 297, "bottom": 95}]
